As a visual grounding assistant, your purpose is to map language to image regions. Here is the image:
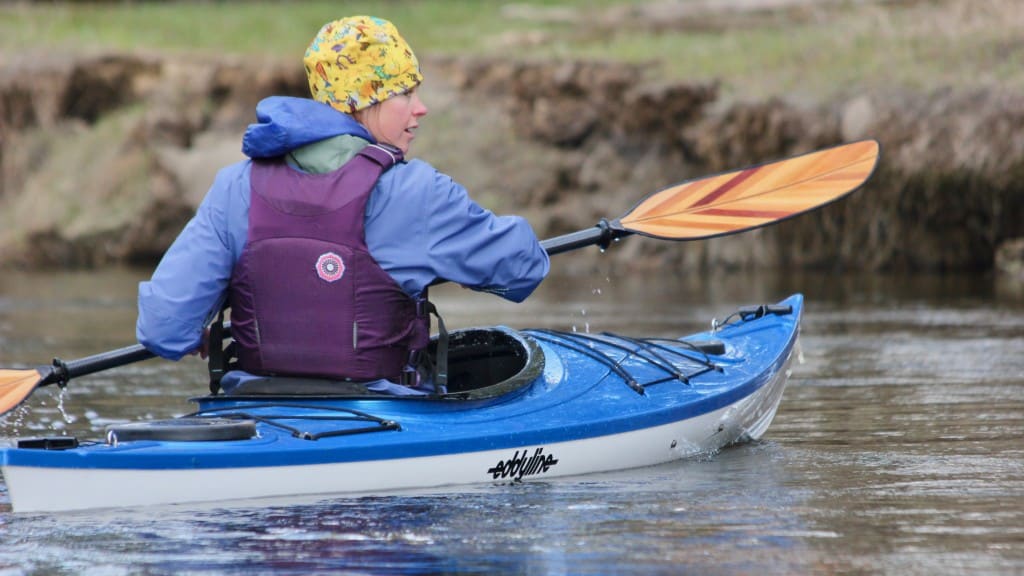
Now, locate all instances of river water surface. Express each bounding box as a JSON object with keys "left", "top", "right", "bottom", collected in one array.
[{"left": 0, "top": 267, "right": 1022, "bottom": 575}]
